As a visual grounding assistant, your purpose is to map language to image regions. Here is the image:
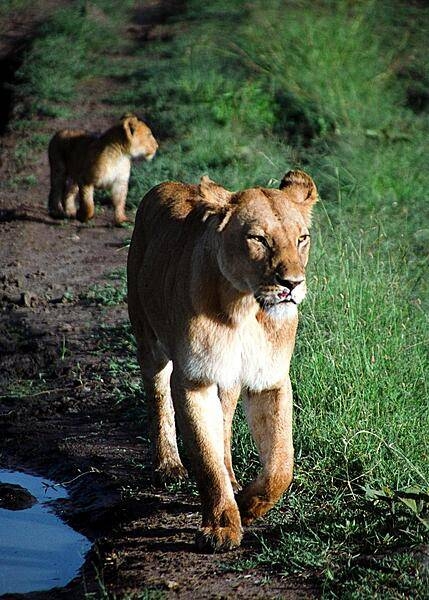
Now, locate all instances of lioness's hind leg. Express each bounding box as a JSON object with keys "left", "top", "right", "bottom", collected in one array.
[
  {"left": 219, "top": 386, "right": 241, "bottom": 492},
  {"left": 63, "top": 182, "right": 78, "bottom": 218},
  {"left": 76, "top": 184, "right": 95, "bottom": 222},
  {"left": 128, "top": 256, "right": 186, "bottom": 482},
  {"left": 140, "top": 353, "right": 187, "bottom": 483}
]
